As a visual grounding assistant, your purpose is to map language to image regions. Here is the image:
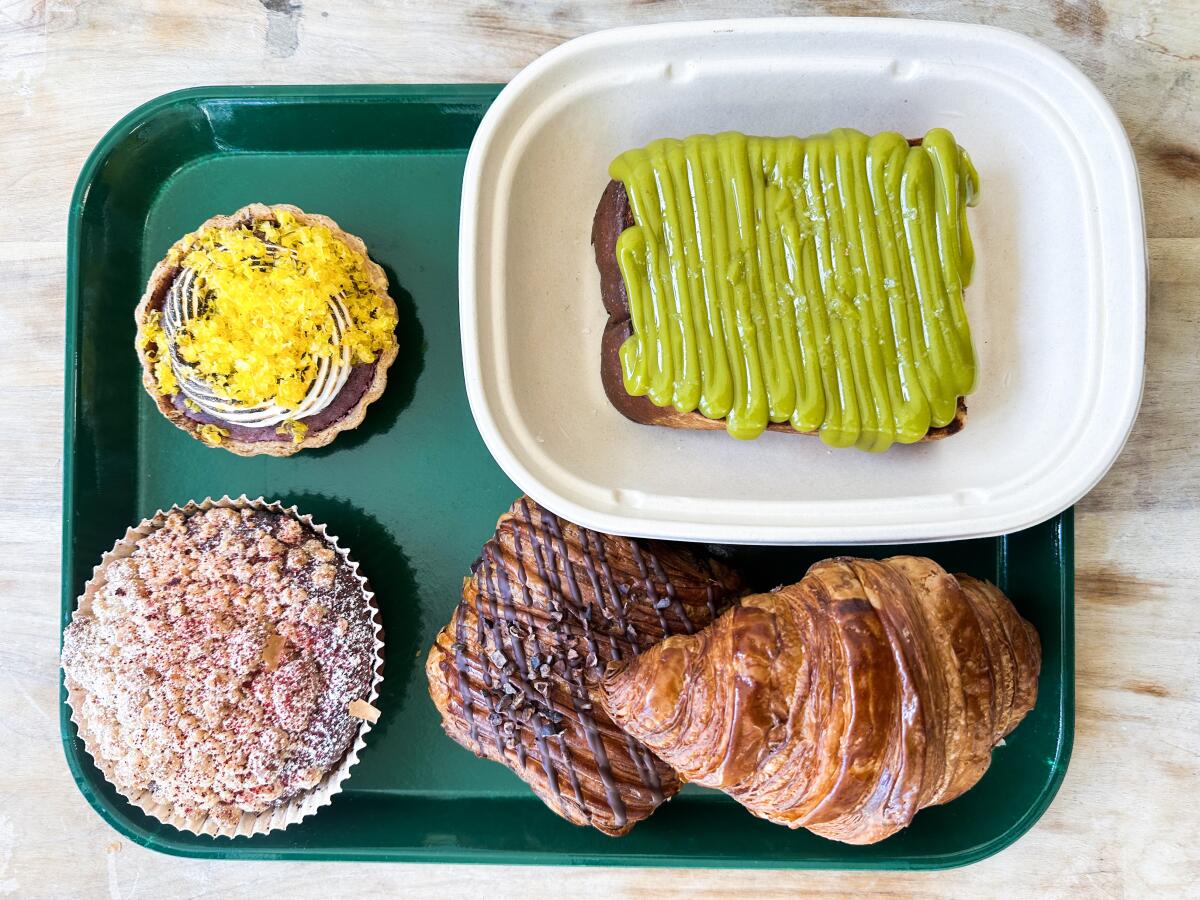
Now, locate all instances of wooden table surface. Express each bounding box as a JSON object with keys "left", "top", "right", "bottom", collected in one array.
[{"left": 2, "top": 1, "right": 1197, "bottom": 896}]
